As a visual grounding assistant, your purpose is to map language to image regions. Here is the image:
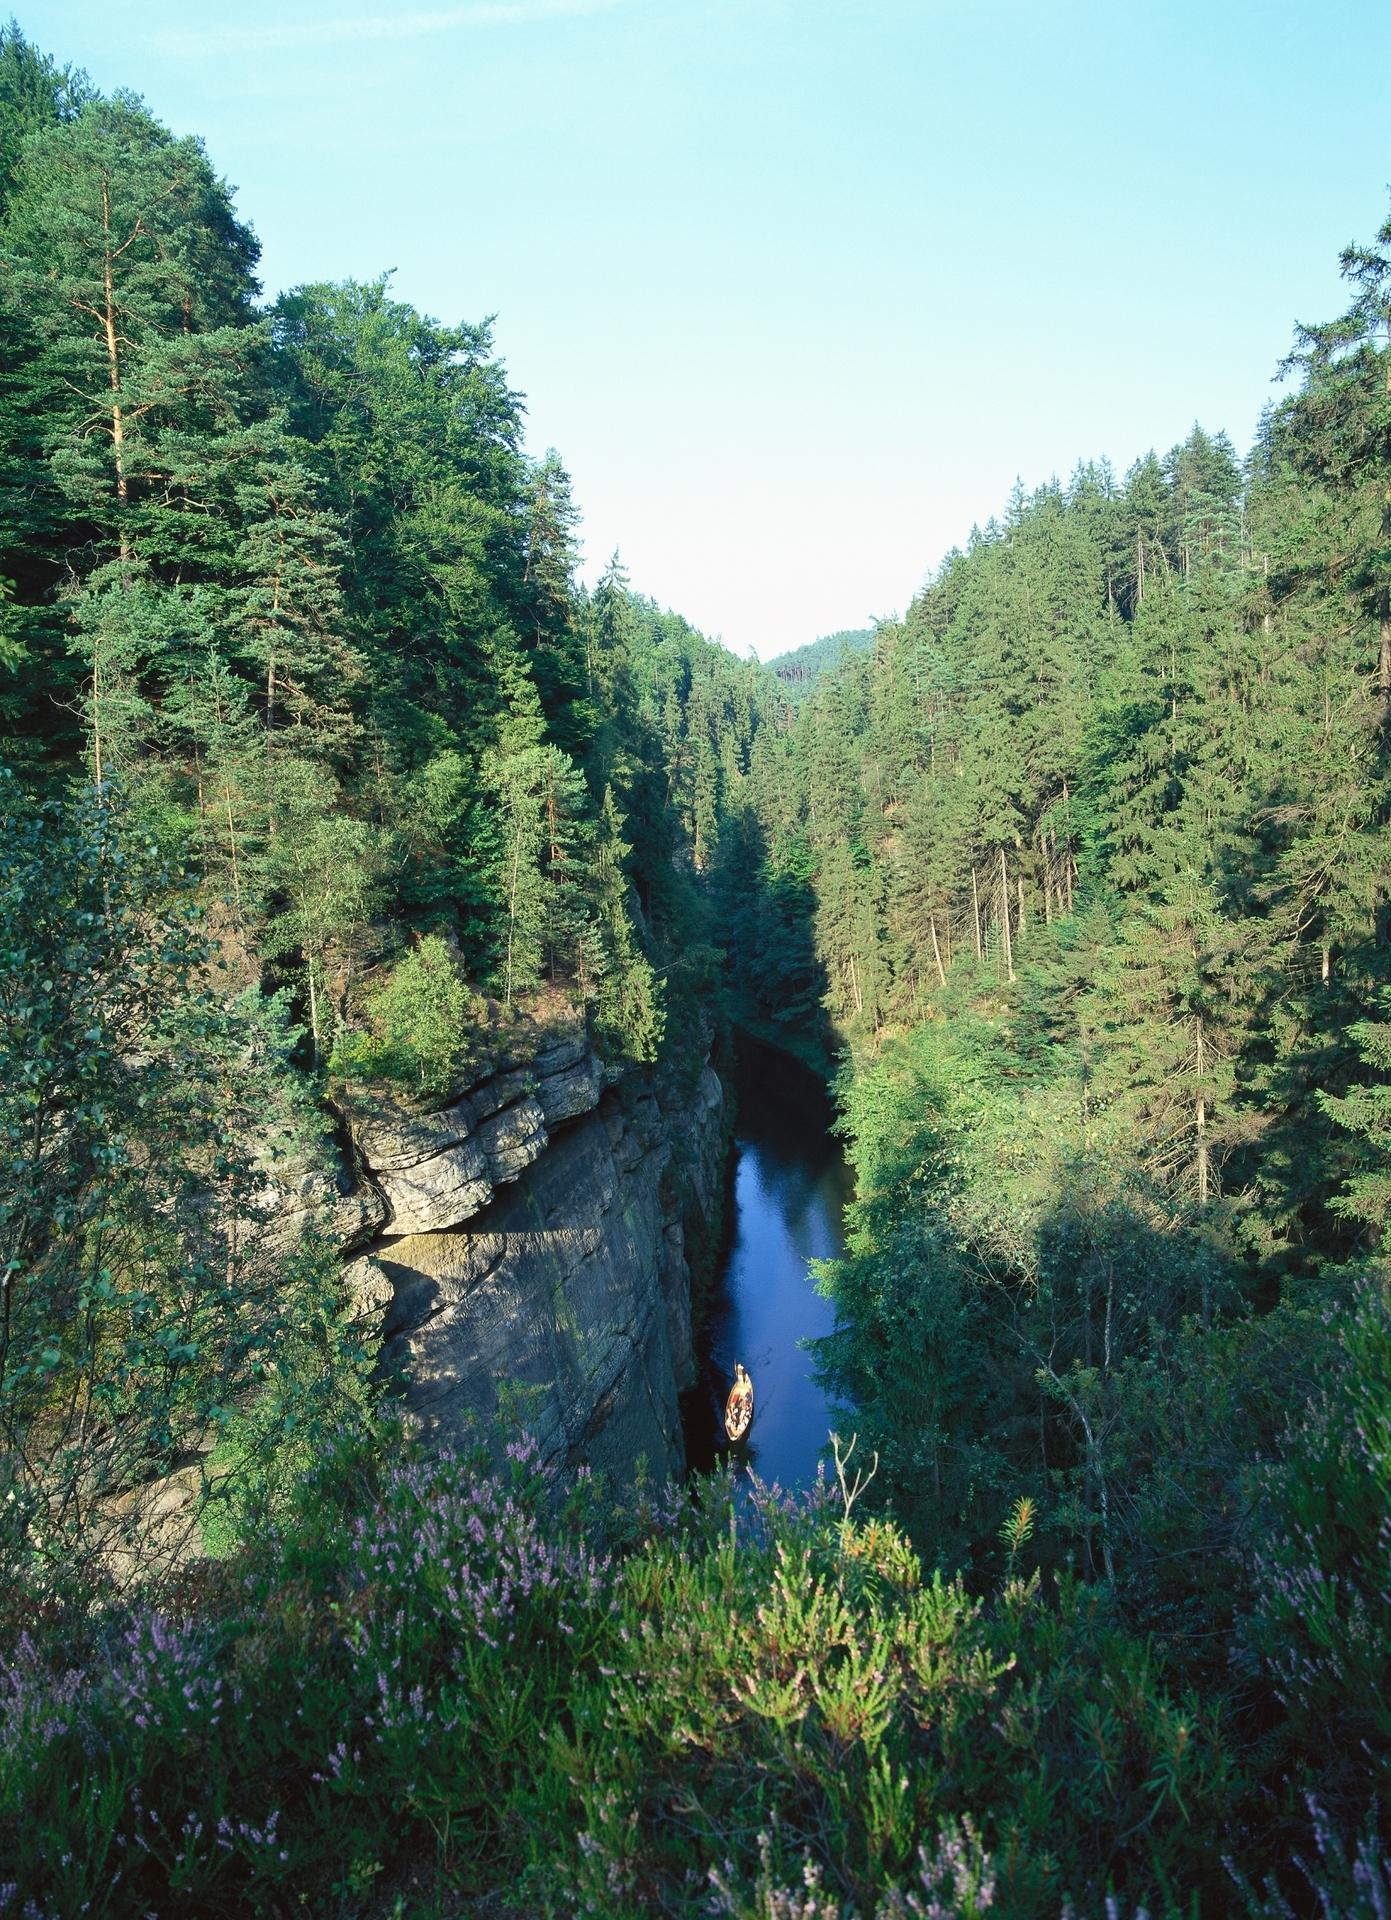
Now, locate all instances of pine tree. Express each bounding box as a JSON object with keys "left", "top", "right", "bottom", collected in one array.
[
  {"left": 519, "top": 449, "right": 589, "bottom": 751},
  {"left": 589, "top": 788, "right": 664, "bottom": 1062},
  {"left": 484, "top": 744, "right": 553, "bottom": 1010},
  {"left": 1318, "top": 997, "right": 1391, "bottom": 1237},
  {"left": 272, "top": 279, "right": 529, "bottom": 760},
  {"left": 4, "top": 95, "right": 258, "bottom": 564},
  {"left": 0, "top": 23, "right": 87, "bottom": 213},
  {"left": 1278, "top": 202, "right": 1391, "bottom": 705},
  {"left": 256, "top": 759, "right": 382, "bottom": 1061}
]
